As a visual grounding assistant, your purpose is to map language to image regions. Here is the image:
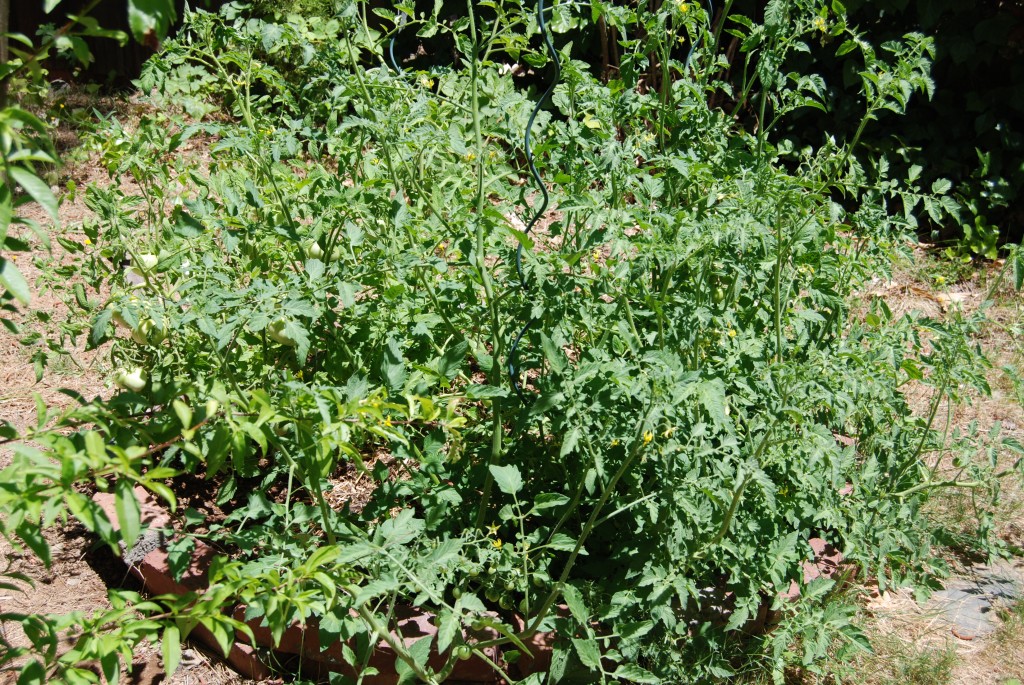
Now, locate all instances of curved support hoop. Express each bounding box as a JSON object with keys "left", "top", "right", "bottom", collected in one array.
[{"left": 508, "top": 0, "right": 562, "bottom": 403}]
